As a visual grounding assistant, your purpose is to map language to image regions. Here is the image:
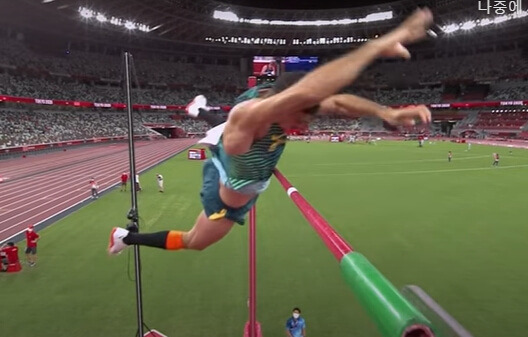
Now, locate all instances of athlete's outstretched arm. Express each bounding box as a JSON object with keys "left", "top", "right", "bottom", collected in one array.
[
  {"left": 318, "top": 94, "right": 432, "bottom": 126},
  {"left": 247, "top": 8, "right": 433, "bottom": 124}
]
